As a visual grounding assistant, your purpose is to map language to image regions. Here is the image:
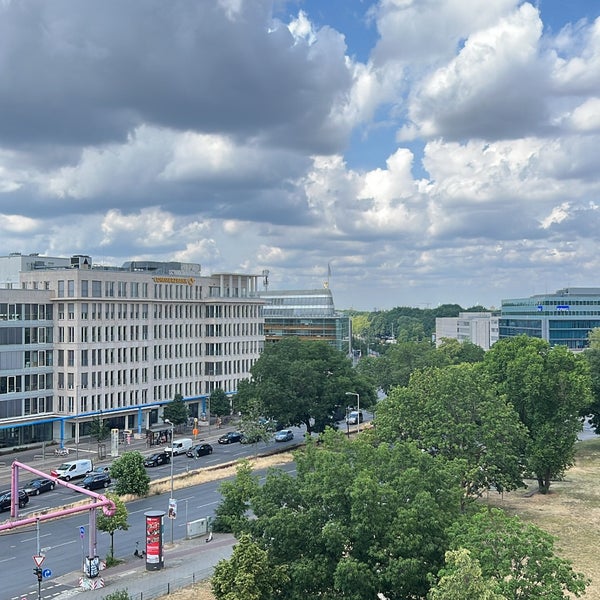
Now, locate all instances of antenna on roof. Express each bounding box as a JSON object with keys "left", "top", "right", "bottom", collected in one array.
[{"left": 262, "top": 269, "right": 269, "bottom": 291}]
